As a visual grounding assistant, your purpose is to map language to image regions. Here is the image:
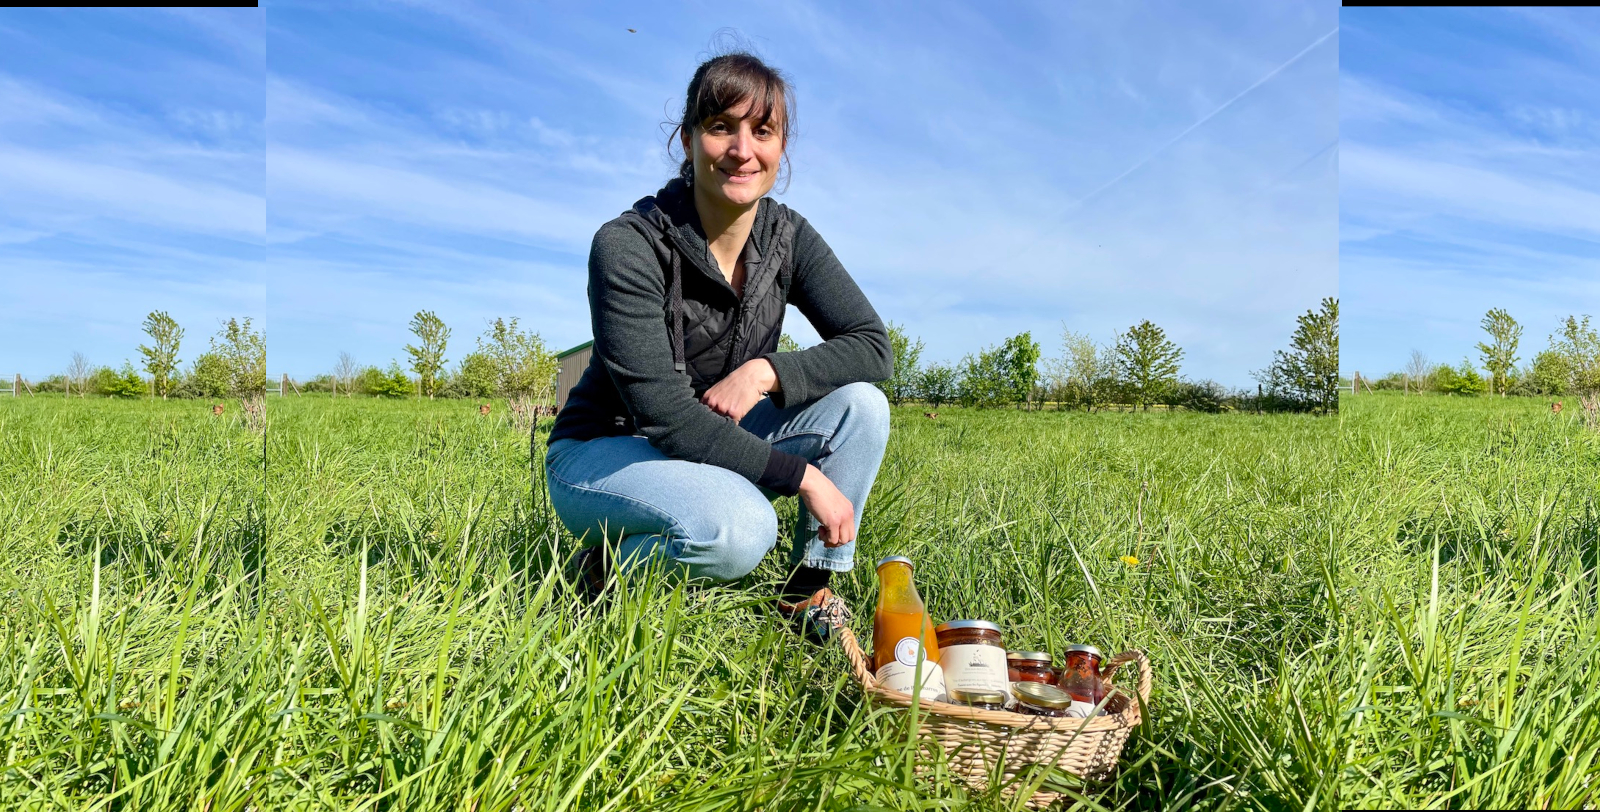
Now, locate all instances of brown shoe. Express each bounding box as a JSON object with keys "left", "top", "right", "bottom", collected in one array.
[
  {"left": 774, "top": 587, "right": 851, "bottom": 645},
  {"left": 565, "top": 544, "right": 610, "bottom": 602}
]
